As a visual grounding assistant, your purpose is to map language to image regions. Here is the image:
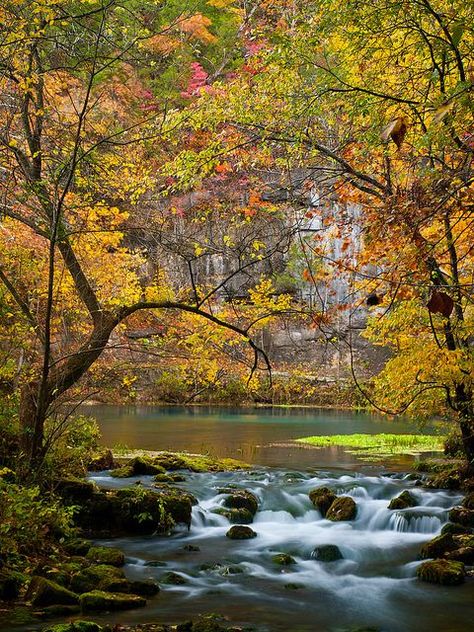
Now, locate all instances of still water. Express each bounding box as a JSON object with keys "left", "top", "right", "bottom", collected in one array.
[{"left": 74, "top": 406, "right": 474, "bottom": 632}]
